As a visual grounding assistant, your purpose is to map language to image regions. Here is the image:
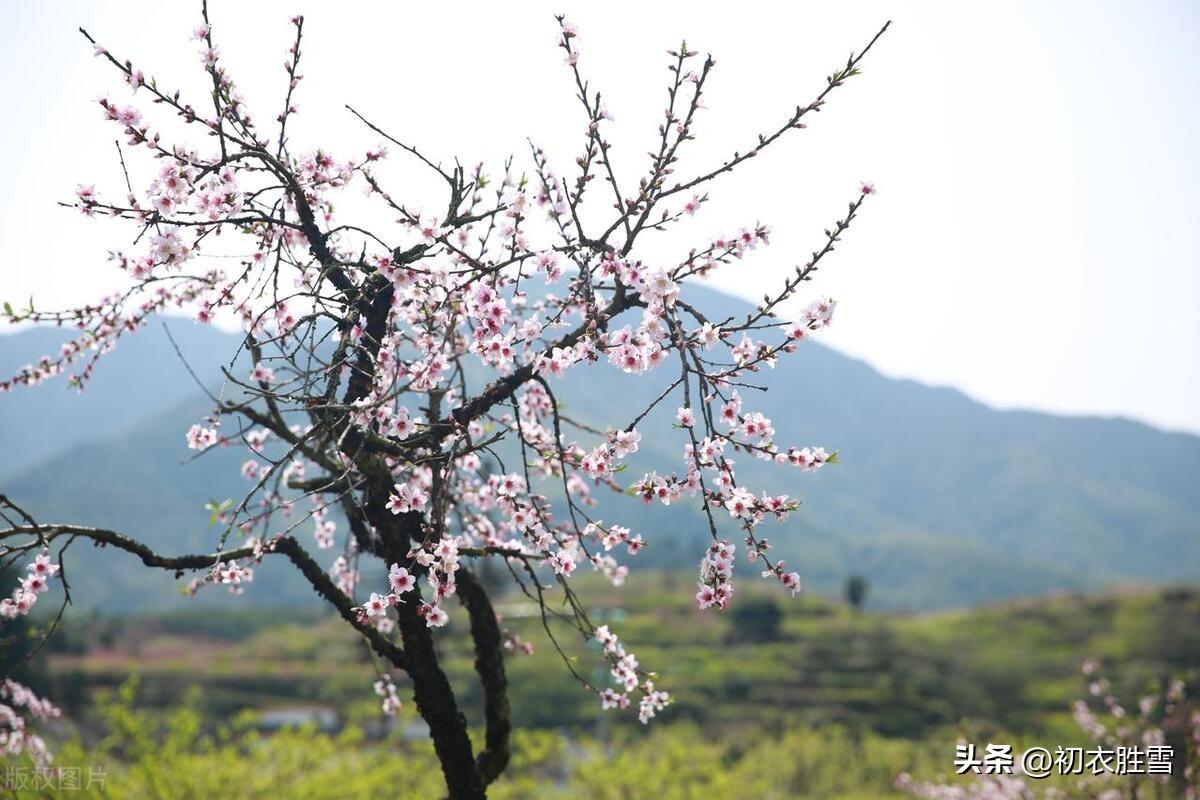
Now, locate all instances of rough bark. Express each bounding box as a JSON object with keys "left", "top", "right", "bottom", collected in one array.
[
  {"left": 369, "top": 492, "right": 490, "bottom": 799},
  {"left": 457, "top": 568, "right": 512, "bottom": 784}
]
